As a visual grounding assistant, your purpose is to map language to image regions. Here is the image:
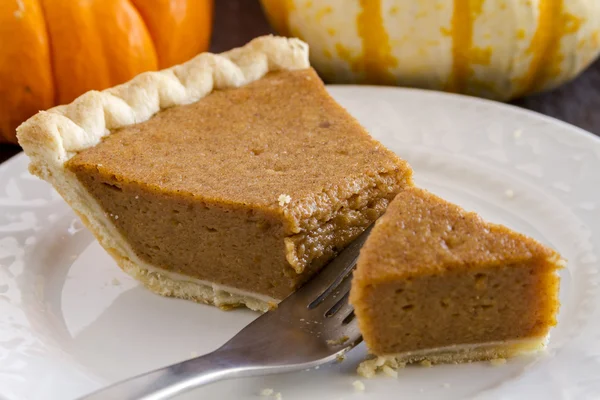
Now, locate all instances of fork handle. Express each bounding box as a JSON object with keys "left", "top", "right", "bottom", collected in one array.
[{"left": 78, "top": 350, "right": 247, "bottom": 400}]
